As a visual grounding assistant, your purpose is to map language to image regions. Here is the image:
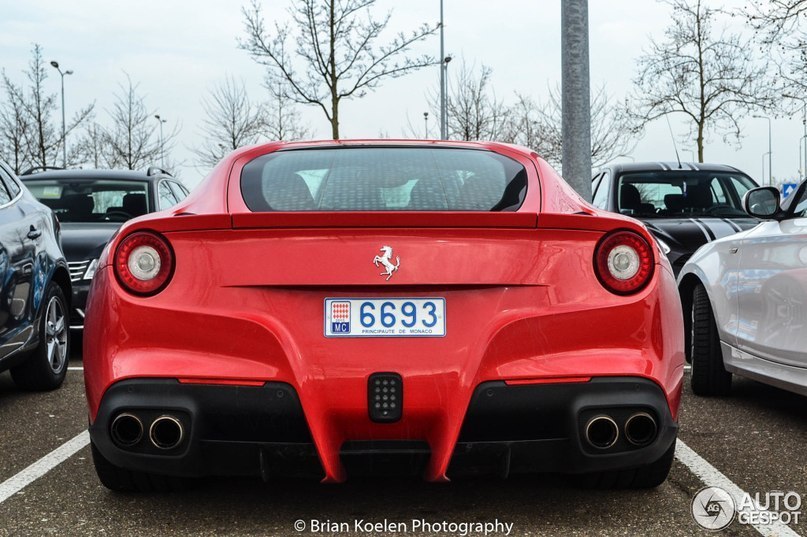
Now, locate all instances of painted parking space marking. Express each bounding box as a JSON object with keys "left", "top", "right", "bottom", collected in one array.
[
  {"left": 0, "top": 430, "right": 89, "bottom": 505},
  {"left": 0, "top": 411, "right": 798, "bottom": 537},
  {"left": 67, "top": 366, "right": 84, "bottom": 371},
  {"left": 675, "top": 439, "right": 800, "bottom": 537}
]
